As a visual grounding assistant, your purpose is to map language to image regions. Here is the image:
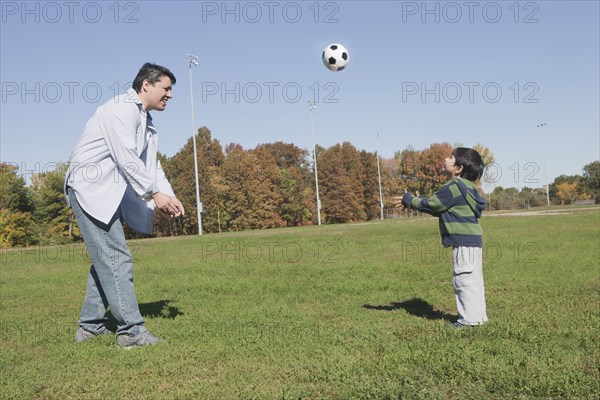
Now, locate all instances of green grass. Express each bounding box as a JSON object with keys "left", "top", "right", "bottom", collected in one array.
[{"left": 1, "top": 207, "right": 599, "bottom": 399}]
